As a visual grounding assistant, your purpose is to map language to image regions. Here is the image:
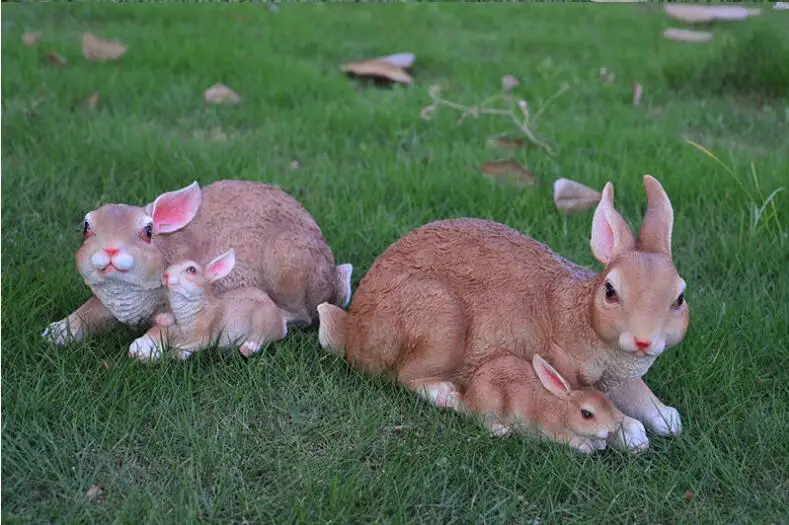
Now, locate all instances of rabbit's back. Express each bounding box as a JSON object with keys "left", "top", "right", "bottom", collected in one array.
[{"left": 158, "top": 181, "right": 337, "bottom": 323}]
